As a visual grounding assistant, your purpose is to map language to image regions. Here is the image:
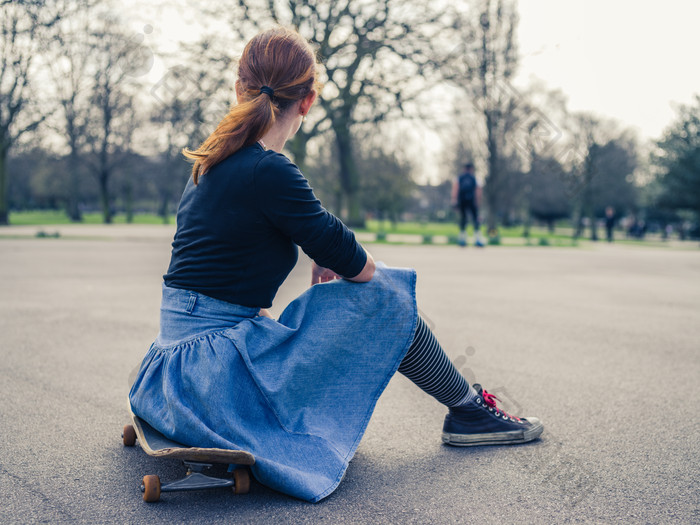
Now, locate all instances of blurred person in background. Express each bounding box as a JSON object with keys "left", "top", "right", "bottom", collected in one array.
[{"left": 452, "top": 162, "right": 485, "bottom": 247}]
